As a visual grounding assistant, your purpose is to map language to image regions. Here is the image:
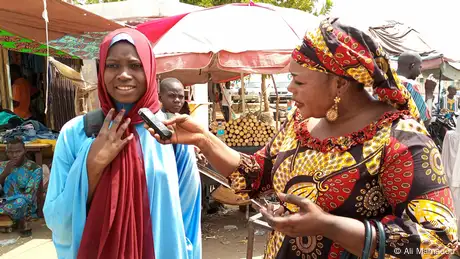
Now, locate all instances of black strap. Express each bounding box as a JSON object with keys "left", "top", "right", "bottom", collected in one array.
[
  {"left": 83, "top": 108, "right": 178, "bottom": 154},
  {"left": 83, "top": 108, "right": 105, "bottom": 138}
]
